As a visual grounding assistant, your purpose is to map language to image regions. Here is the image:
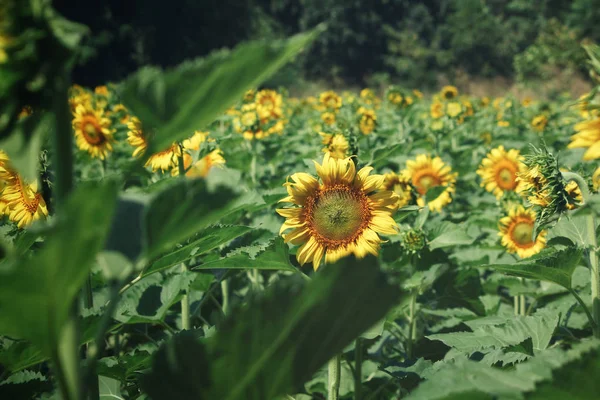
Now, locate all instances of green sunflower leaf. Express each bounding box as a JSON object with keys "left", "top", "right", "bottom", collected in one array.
[
  {"left": 119, "top": 26, "right": 323, "bottom": 154},
  {"left": 0, "top": 181, "right": 118, "bottom": 355},
  {"left": 479, "top": 246, "right": 583, "bottom": 289}
]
